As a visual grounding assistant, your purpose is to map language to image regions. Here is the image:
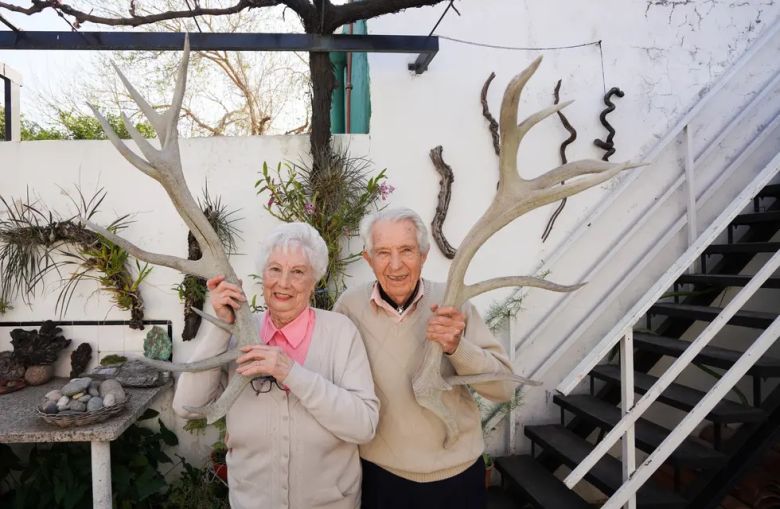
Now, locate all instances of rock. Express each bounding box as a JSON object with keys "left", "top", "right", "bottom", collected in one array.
[
  {"left": 67, "top": 400, "right": 87, "bottom": 412},
  {"left": 24, "top": 365, "right": 54, "bottom": 386},
  {"left": 0, "top": 351, "right": 25, "bottom": 382},
  {"left": 87, "top": 397, "right": 104, "bottom": 412},
  {"left": 69, "top": 343, "right": 92, "bottom": 378},
  {"left": 43, "top": 401, "right": 59, "bottom": 414},
  {"left": 88, "top": 381, "right": 101, "bottom": 396},
  {"left": 143, "top": 326, "right": 172, "bottom": 361},
  {"left": 57, "top": 396, "right": 70, "bottom": 410},
  {"left": 103, "top": 393, "right": 116, "bottom": 407},
  {"left": 115, "top": 360, "right": 170, "bottom": 387},
  {"left": 72, "top": 392, "right": 85, "bottom": 400},
  {"left": 45, "top": 389, "right": 62, "bottom": 402},
  {"left": 99, "top": 379, "right": 126, "bottom": 404},
  {"left": 56, "top": 396, "right": 70, "bottom": 410},
  {"left": 62, "top": 377, "right": 92, "bottom": 396},
  {"left": 78, "top": 394, "right": 92, "bottom": 403}
]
